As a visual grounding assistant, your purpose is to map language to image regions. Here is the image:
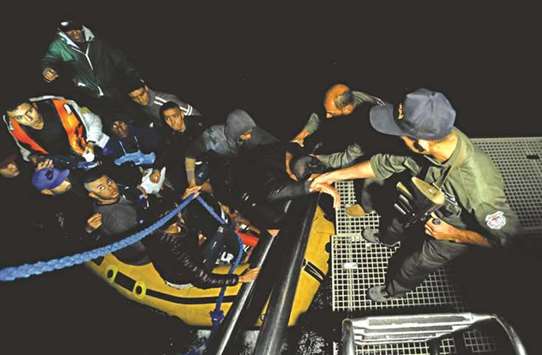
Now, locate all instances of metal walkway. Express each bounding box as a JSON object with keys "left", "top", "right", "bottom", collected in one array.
[{"left": 331, "top": 137, "right": 542, "bottom": 354}]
